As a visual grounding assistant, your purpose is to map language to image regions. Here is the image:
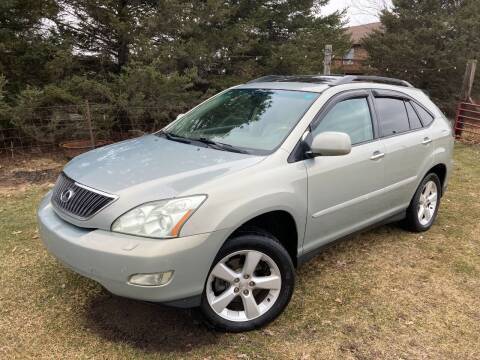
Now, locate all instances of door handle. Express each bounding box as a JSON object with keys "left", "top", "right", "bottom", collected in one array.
[
  {"left": 422, "top": 137, "right": 432, "bottom": 145},
  {"left": 370, "top": 151, "right": 385, "bottom": 160}
]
